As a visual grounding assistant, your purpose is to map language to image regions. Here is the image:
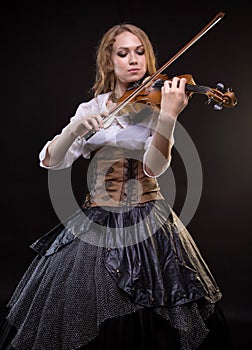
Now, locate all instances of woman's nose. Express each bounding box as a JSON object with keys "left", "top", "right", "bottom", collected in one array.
[{"left": 129, "top": 53, "right": 137, "bottom": 65}]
